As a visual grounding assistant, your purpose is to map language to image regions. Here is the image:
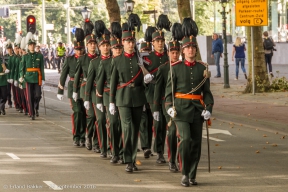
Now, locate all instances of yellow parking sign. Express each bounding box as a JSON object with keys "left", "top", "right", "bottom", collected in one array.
[{"left": 235, "top": 0, "right": 268, "bottom": 26}]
